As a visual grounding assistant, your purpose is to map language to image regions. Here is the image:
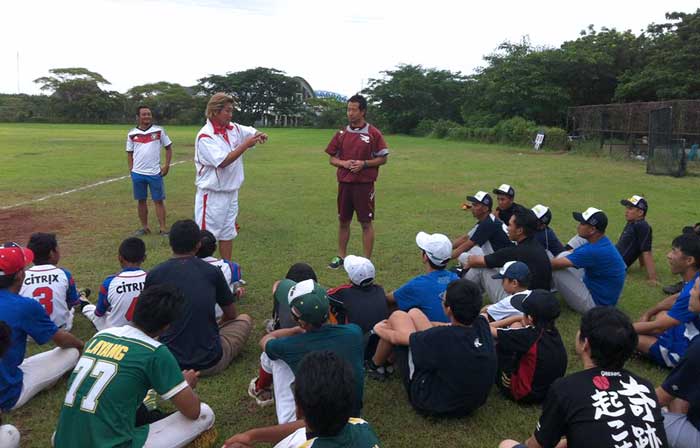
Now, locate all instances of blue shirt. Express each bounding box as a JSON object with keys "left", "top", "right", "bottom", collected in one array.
[
  {"left": 667, "top": 272, "right": 700, "bottom": 342},
  {"left": 566, "top": 236, "right": 627, "bottom": 306},
  {"left": 0, "top": 289, "right": 58, "bottom": 410},
  {"left": 393, "top": 270, "right": 458, "bottom": 322}
]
